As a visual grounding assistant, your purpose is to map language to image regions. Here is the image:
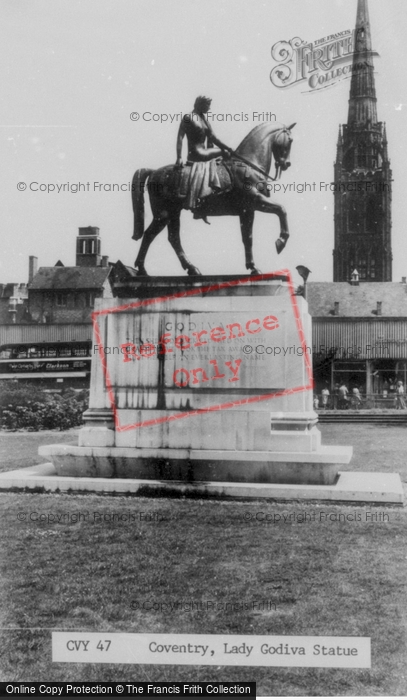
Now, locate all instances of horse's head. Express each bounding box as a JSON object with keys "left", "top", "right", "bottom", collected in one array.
[{"left": 271, "top": 123, "right": 296, "bottom": 179}]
